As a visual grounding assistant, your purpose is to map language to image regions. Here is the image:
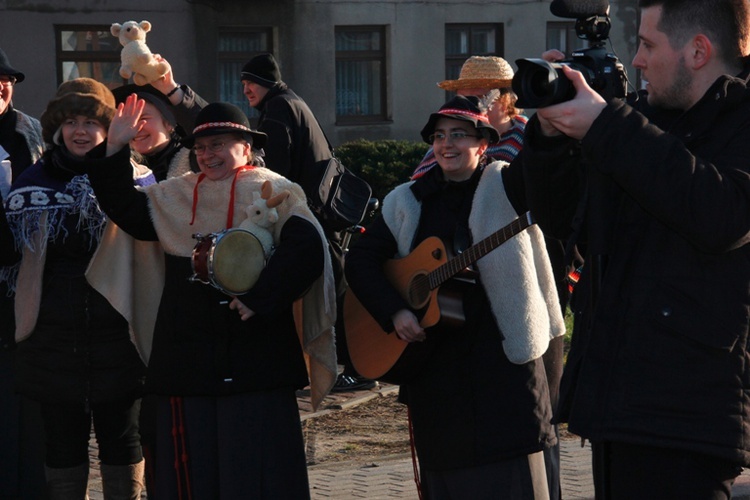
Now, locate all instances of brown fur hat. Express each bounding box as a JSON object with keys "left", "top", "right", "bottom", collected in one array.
[{"left": 40, "top": 78, "right": 116, "bottom": 145}]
